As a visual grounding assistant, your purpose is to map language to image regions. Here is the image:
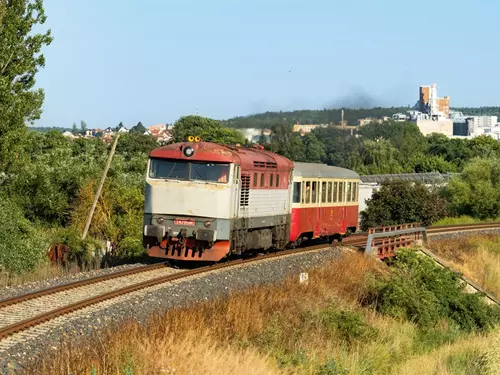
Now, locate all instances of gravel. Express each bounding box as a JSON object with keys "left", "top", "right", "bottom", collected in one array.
[
  {"left": 0, "top": 245, "right": 344, "bottom": 374},
  {"left": 0, "top": 263, "right": 149, "bottom": 301}
]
